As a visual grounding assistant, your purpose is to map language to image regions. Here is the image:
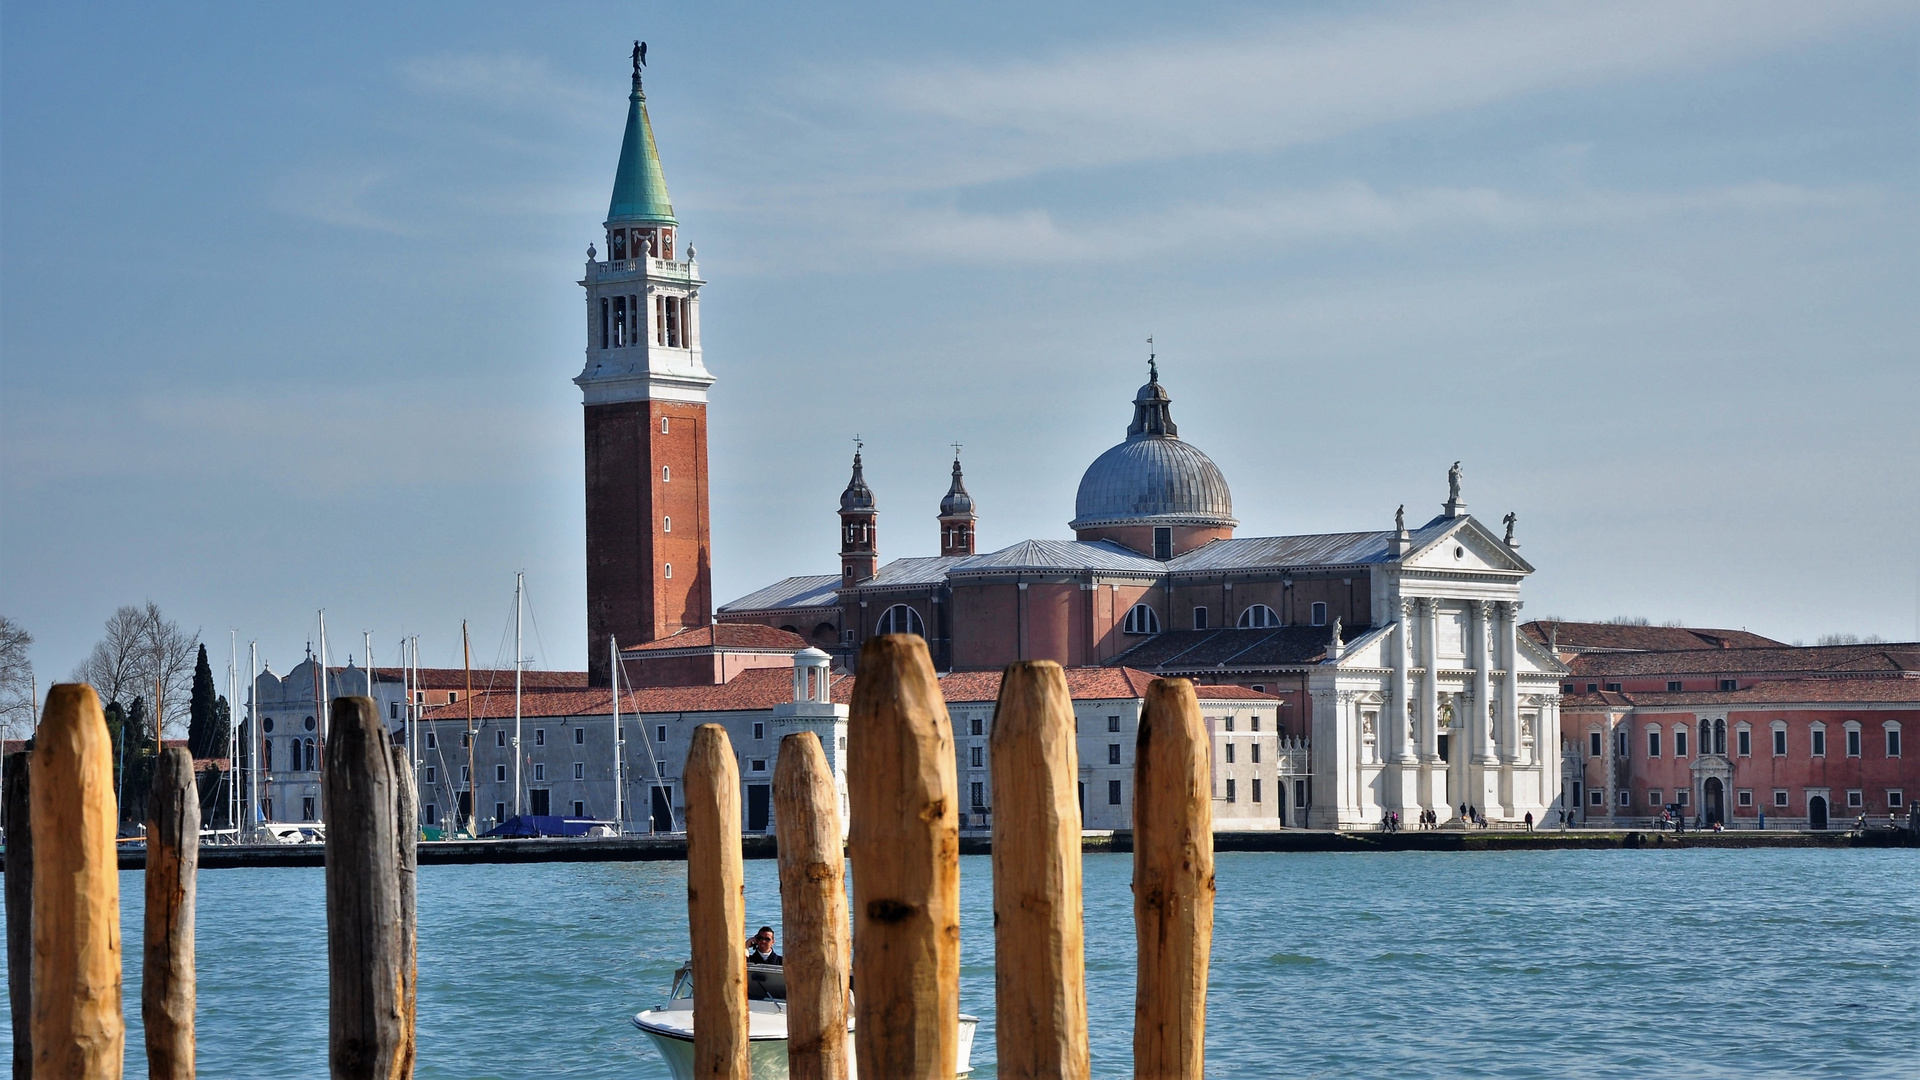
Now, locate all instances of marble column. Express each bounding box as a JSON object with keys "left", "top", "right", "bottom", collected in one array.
[
  {"left": 1499, "top": 600, "right": 1523, "bottom": 765},
  {"left": 1419, "top": 599, "right": 1440, "bottom": 762},
  {"left": 1390, "top": 600, "right": 1416, "bottom": 764},
  {"left": 1470, "top": 601, "right": 1496, "bottom": 765}
]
